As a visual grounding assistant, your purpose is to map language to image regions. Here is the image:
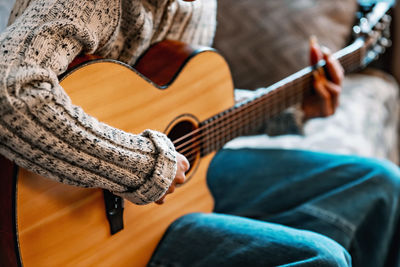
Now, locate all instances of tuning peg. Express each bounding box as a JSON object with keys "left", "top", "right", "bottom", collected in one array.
[
  {"left": 353, "top": 25, "right": 362, "bottom": 37},
  {"left": 374, "top": 22, "right": 385, "bottom": 31},
  {"left": 360, "top": 17, "right": 370, "bottom": 33},
  {"left": 353, "top": 17, "right": 371, "bottom": 38},
  {"left": 383, "top": 25, "right": 391, "bottom": 36},
  {"left": 374, "top": 45, "right": 385, "bottom": 55},
  {"left": 382, "top": 14, "right": 392, "bottom": 24},
  {"left": 379, "top": 37, "right": 392, "bottom": 48},
  {"left": 366, "top": 50, "right": 379, "bottom": 64}
]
